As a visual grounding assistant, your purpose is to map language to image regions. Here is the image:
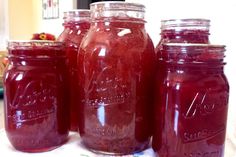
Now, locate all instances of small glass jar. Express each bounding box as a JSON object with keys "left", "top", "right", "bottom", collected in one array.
[
  {"left": 58, "top": 10, "right": 90, "bottom": 131},
  {"left": 155, "top": 19, "right": 211, "bottom": 102},
  {"left": 4, "top": 41, "right": 69, "bottom": 152},
  {"left": 152, "top": 43, "right": 229, "bottom": 157},
  {"left": 77, "top": 2, "right": 156, "bottom": 155}
]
